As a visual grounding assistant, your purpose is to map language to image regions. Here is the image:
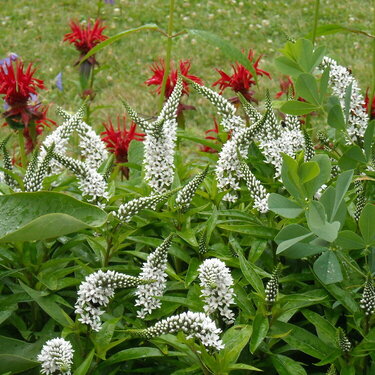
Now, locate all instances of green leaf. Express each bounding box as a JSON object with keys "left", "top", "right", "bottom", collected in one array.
[
  {"left": 306, "top": 201, "right": 340, "bottom": 242},
  {"left": 185, "top": 258, "right": 200, "bottom": 287},
  {"left": 275, "top": 56, "right": 304, "bottom": 77},
  {"left": 0, "top": 354, "right": 39, "bottom": 374},
  {"left": 81, "top": 24, "right": 159, "bottom": 63},
  {"left": 0, "top": 192, "right": 107, "bottom": 242},
  {"left": 268, "top": 193, "right": 303, "bottom": 218},
  {"left": 359, "top": 204, "right": 375, "bottom": 244},
  {"left": 280, "top": 100, "right": 320, "bottom": 115},
  {"left": 301, "top": 309, "right": 337, "bottom": 344},
  {"left": 295, "top": 73, "right": 320, "bottom": 105},
  {"left": 313, "top": 251, "right": 343, "bottom": 284},
  {"left": 127, "top": 141, "right": 144, "bottom": 177},
  {"left": 327, "top": 103, "right": 346, "bottom": 130},
  {"left": 250, "top": 310, "right": 269, "bottom": 353},
  {"left": 336, "top": 230, "right": 365, "bottom": 249},
  {"left": 364, "top": 120, "right": 375, "bottom": 161},
  {"left": 19, "top": 282, "right": 74, "bottom": 327},
  {"left": 228, "top": 363, "right": 262, "bottom": 371},
  {"left": 331, "top": 169, "right": 353, "bottom": 219},
  {"left": 178, "top": 132, "right": 222, "bottom": 151},
  {"left": 220, "top": 325, "right": 252, "bottom": 364},
  {"left": 73, "top": 349, "right": 95, "bottom": 375},
  {"left": 298, "top": 161, "right": 320, "bottom": 183},
  {"left": 218, "top": 224, "right": 277, "bottom": 239},
  {"left": 322, "top": 283, "right": 359, "bottom": 314},
  {"left": 280, "top": 154, "right": 302, "bottom": 200},
  {"left": 189, "top": 30, "right": 258, "bottom": 83},
  {"left": 305, "top": 24, "right": 374, "bottom": 39},
  {"left": 339, "top": 145, "right": 367, "bottom": 170},
  {"left": 319, "top": 68, "right": 330, "bottom": 102},
  {"left": 238, "top": 253, "right": 265, "bottom": 296},
  {"left": 103, "top": 347, "right": 164, "bottom": 366},
  {"left": 304, "top": 154, "right": 331, "bottom": 198},
  {"left": 271, "top": 321, "right": 337, "bottom": 360},
  {"left": 271, "top": 354, "right": 307, "bottom": 375},
  {"left": 275, "top": 224, "right": 315, "bottom": 254}
]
